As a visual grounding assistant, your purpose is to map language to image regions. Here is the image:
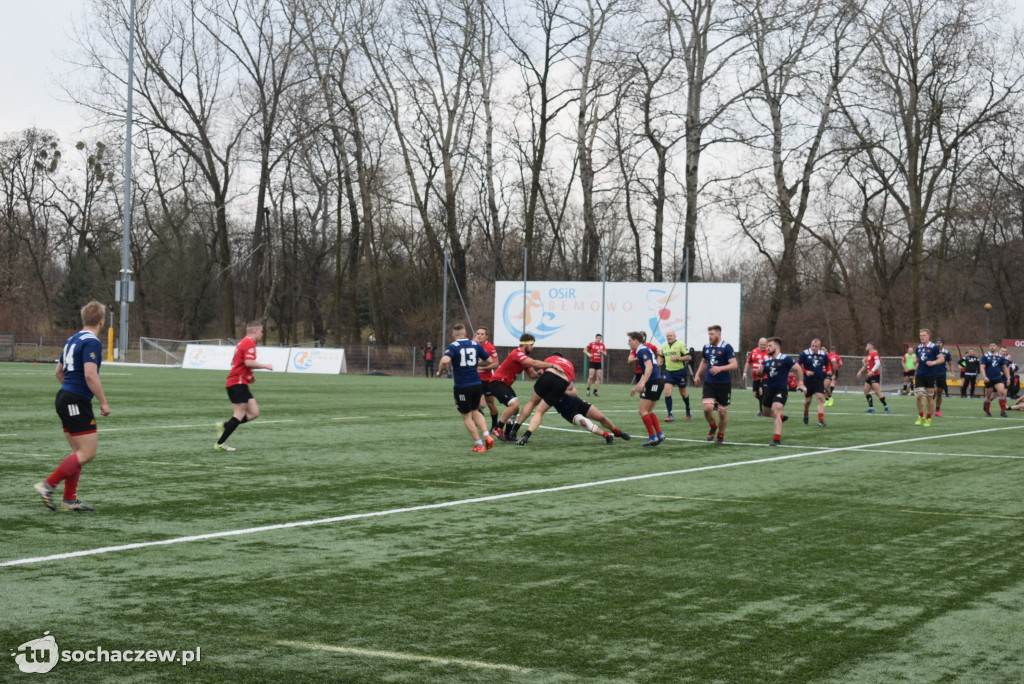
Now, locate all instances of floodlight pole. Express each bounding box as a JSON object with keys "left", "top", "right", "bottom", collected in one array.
[
  {"left": 118, "top": 0, "right": 137, "bottom": 359},
  {"left": 683, "top": 246, "right": 690, "bottom": 349},
  {"left": 522, "top": 247, "right": 528, "bottom": 336},
  {"left": 441, "top": 245, "right": 449, "bottom": 347}
]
